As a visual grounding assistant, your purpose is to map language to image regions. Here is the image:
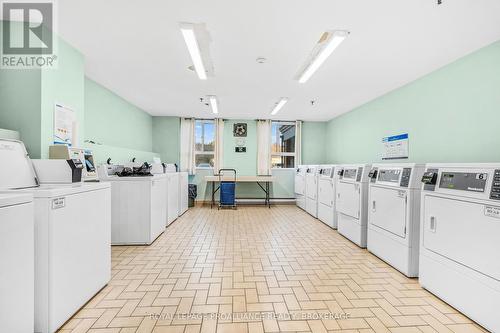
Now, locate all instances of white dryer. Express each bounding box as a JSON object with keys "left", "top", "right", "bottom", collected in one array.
[
  {"left": 98, "top": 166, "right": 167, "bottom": 245},
  {"left": 294, "top": 165, "right": 307, "bottom": 210},
  {"left": 419, "top": 163, "right": 500, "bottom": 333},
  {"left": 165, "top": 164, "right": 179, "bottom": 225},
  {"left": 367, "top": 163, "right": 425, "bottom": 277},
  {"left": 305, "top": 165, "right": 320, "bottom": 218},
  {"left": 336, "top": 164, "right": 371, "bottom": 247},
  {"left": 0, "top": 139, "right": 111, "bottom": 333},
  {"left": 317, "top": 165, "right": 338, "bottom": 228},
  {"left": 0, "top": 193, "right": 34, "bottom": 333},
  {"left": 178, "top": 171, "right": 188, "bottom": 216}
]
